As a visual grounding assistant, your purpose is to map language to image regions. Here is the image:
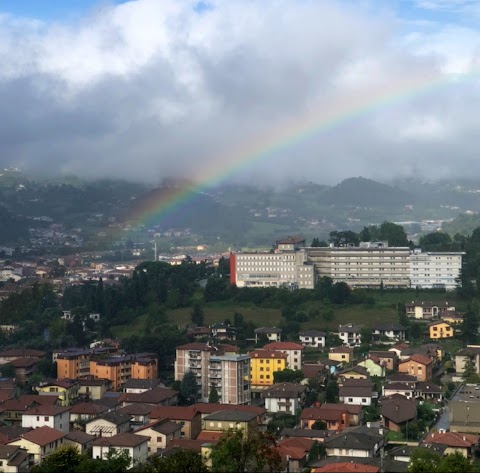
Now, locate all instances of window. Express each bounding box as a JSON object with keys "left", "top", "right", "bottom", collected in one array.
[
  {"left": 348, "top": 398, "right": 353, "bottom": 402},
  {"left": 157, "top": 437, "right": 162, "bottom": 442},
  {"left": 45, "top": 417, "right": 49, "bottom": 421},
  {"left": 362, "top": 398, "right": 367, "bottom": 403}
]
